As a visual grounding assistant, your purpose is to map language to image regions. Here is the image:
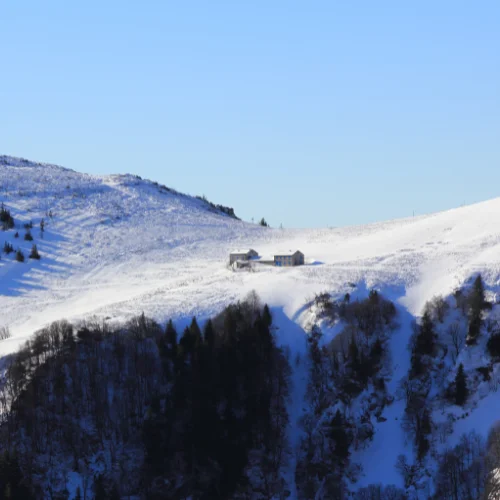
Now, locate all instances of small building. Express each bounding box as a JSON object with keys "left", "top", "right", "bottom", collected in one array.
[
  {"left": 274, "top": 250, "right": 305, "bottom": 267},
  {"left": 229, "top": 248, "right": 259, "bottom": 265}
]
